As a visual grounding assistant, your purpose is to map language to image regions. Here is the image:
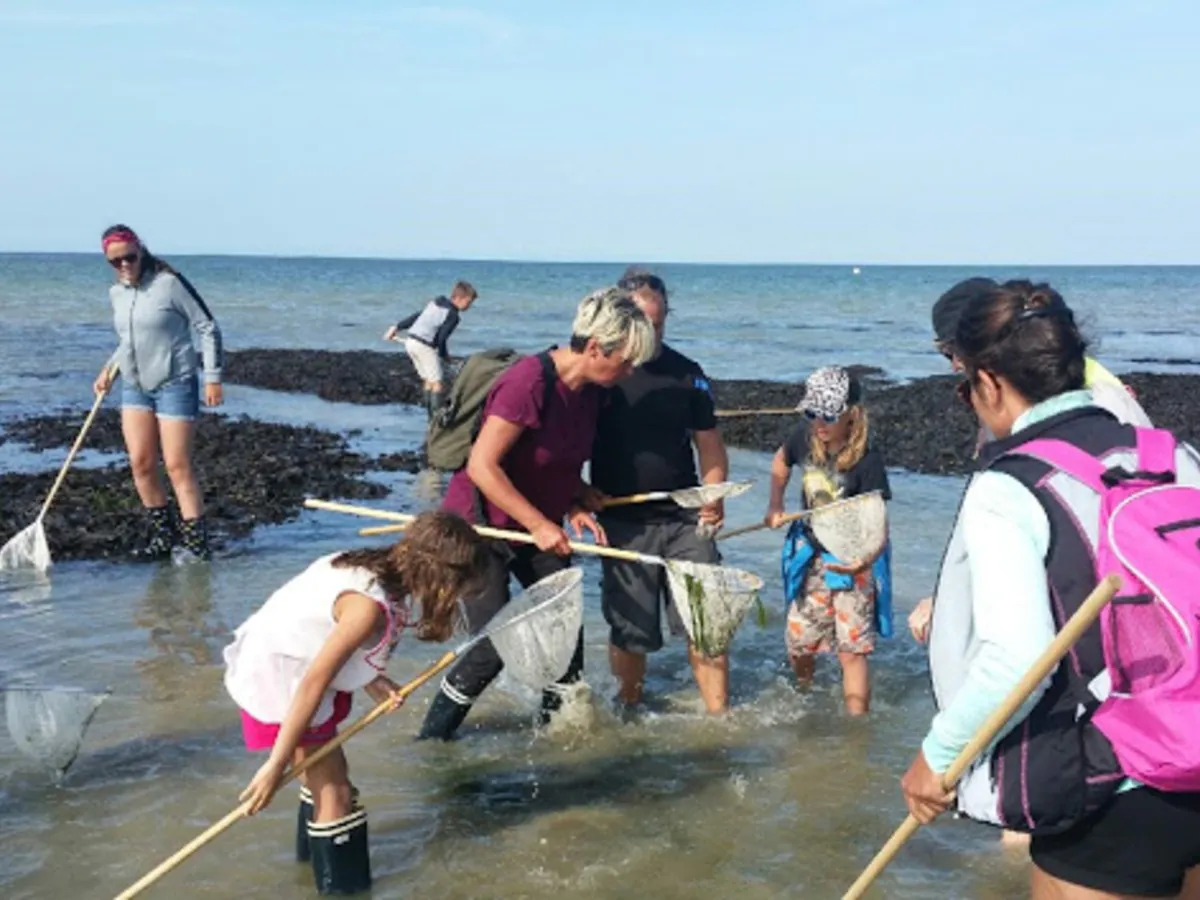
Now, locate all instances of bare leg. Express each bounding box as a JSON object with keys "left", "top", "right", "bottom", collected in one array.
[
  {"left": 688, "top": 645, "right": 728, "bottom": 714},
  {"left": 1181, "top": 866, "right": 1200, "bottom": 900},
  {"left": 1031, "top": 862, "right": 1142, "bottom": 899},
  {"left": 1001, "top": 829, "right": 1031, "bottom": 848},
  {"left": 122, "top": 408, "right": 166, "bottom": 507},
  {"left": 837, "top": 651, "right": 870, "bottom": 716},
  {"left": 609, "top": 644, "right": 646, "bottom": 706},
  {"left": 159, "top": 418, "right": 203, "bottom": 519},
  {"left": 790, "top": 653, "right": 816, "bottom": 685},
  {"left": 292, "top": 744, "right": 353, "bottom": 824}
]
